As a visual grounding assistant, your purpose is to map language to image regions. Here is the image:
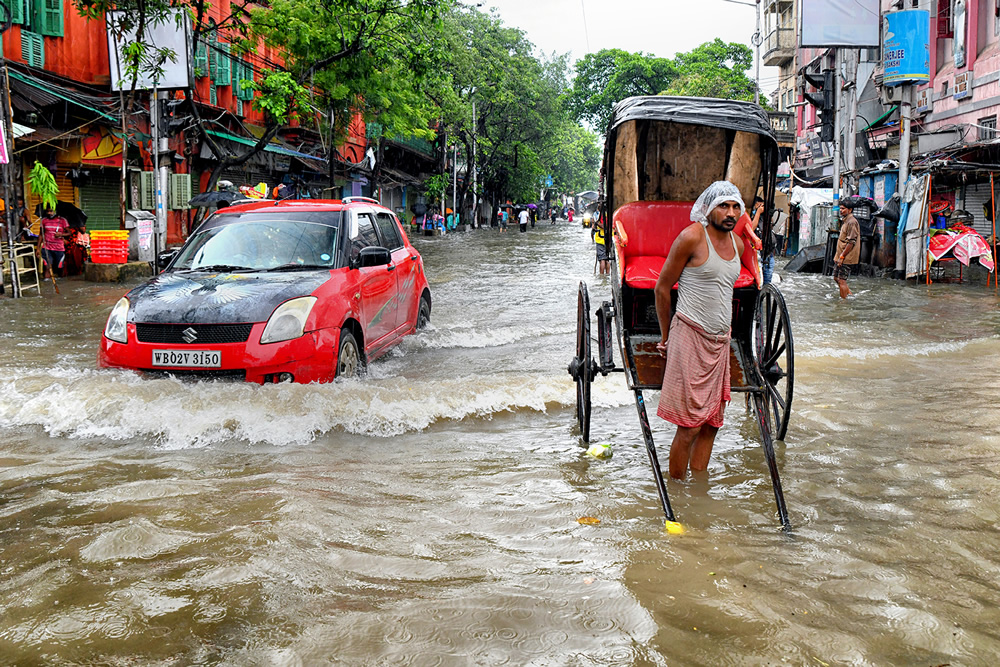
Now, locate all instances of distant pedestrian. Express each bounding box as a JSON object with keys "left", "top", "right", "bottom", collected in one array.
[
  {"left": 500, "top": 208, "right": 509, "bottom": 233},
  {"left": 568, "top": 207, "right": 574, "bottom": 223},
  {"left": 38, "top": 206, "right": 71, "bottom": 278},
  {"left": 834, "top": 202, "right": 861, "bottom": 299},
  {"left": 591, "top": 209, "right": 609, "bottom": 275},
  {"left": 550, "top": 207, "right": 557, "bottom": 224},
  {"left": 771, "top": 208, "right": 788, "bottom": 256},
  {"left": 518, "top": 208, "right": 529, "bottom": 233}
]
